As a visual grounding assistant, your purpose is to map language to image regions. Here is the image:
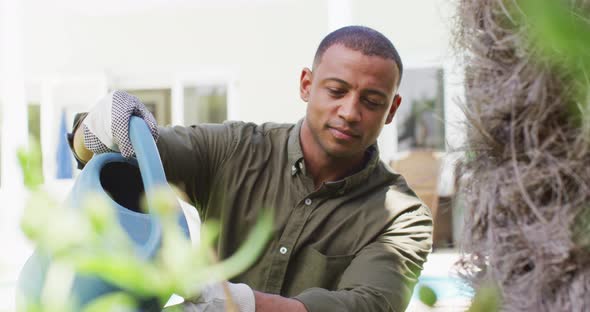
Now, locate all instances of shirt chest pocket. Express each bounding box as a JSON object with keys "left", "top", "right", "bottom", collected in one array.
[{"left": 282, "top": 247, "right": 354, "bottom": 297}]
